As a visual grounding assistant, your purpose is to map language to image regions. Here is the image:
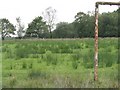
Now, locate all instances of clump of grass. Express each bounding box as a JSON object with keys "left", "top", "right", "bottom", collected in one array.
[
  {"left": 41, "top": 54, "right": 44, "bottom": 59},
  {"left": 28, "top": 69, "right": 47, "bottom": 79},
  {"left": 98, "top": 51, "right": 116, "bottom": 68},
  {"left": 22, "top": 62, "right": 27, "bottom": 69},
  {"left": 60, "top": 48, "right": 73, "bottom": 53},
  {"left": 31, "top": 54, "right": 39, "bottom": 58},
  {"left": 10, "top": 64, "right": 13, "bottom": 70},
  {"left": 3, "top": 48, "right": 15, "bottom": 59},
  {"left": 44, "top": 51, "right": 58, "bottom": 65},
  {"left": 9, "top": 76, "right": 17, "bottom": 88},
  {"left": 15, "top": 46, "right": 29, "bottom": 59},
  {"left": 79, "top": 43, "right": 88, "bottom": 49},
  {"left": 29, "top": 63, "right": 33, "bottom": 69},
  {"left": 72, "top": 51, "right": 81, "bottom": 60},
  {"left": 37, "top": 59, "right": 41, "bottom": 63},
  {"left": 71, "top": 53, "right": 80, "bottom": 69},
  {"left": 72, "top": 60, "right": 78, "bottom": 69},
  {"left": 82, "top": 49, "right": 94, "bottom": 68}
]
